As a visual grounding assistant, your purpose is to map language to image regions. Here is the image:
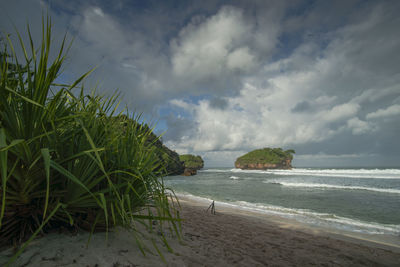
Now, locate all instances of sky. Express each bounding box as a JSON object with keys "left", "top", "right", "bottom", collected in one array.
[{"left": 1, "top": 0, "right": 400, "bottom": 167}]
